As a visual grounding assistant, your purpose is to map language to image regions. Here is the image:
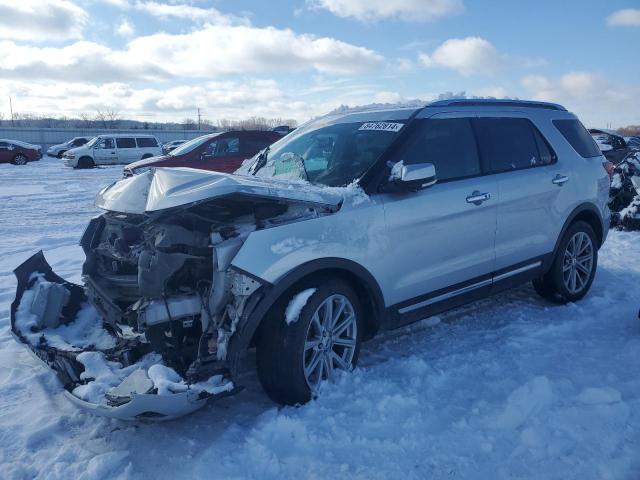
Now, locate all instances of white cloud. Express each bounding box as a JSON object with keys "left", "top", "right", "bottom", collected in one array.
[
  {"left": 123, "top": 25, "right": 382, "bottom": 76},
  {"left": 131, "top": 1, "right": 245, "bottom": 25},
  {"left": 521, "top": 72, "right": 640, "bottom": 127},
  {"left": 115, "top": 18, "right": 135, "bottom": 37},
  {"left": 0, "top": 78, "right": 399, "bottom": 123},
  {"left": 0, "top": 0, "right": 88, "bottom": 42},
  {"left": 102, "top": 0, "right": 246, "bottom": 25},
  {"left": 606, "top": 8, "right": 640, "bottom": 27},
  {"left": 0, "top": 24, "right": 382, "bottom": 82},
  {"left": 309, "top": 0, "right": 463, "bottom": 22},
  {"left": 419, "top": 37, "right": 504, "bottom": 76}
]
